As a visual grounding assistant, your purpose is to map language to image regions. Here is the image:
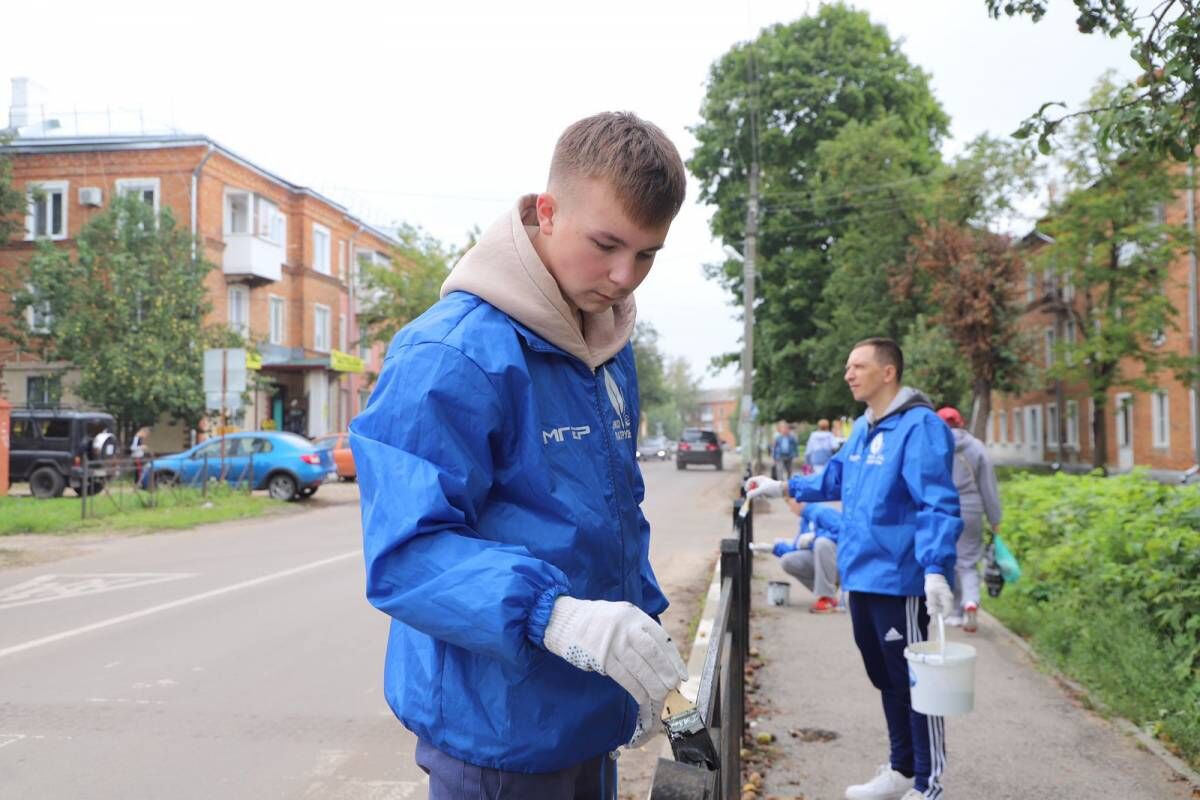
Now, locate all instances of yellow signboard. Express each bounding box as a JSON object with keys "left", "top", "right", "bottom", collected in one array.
[
  {"left": 330, "top": 350, "right": 365, "bottom": 373},
  {"left": 246, "top": 351, "right": 263, "bottom": 371}
]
